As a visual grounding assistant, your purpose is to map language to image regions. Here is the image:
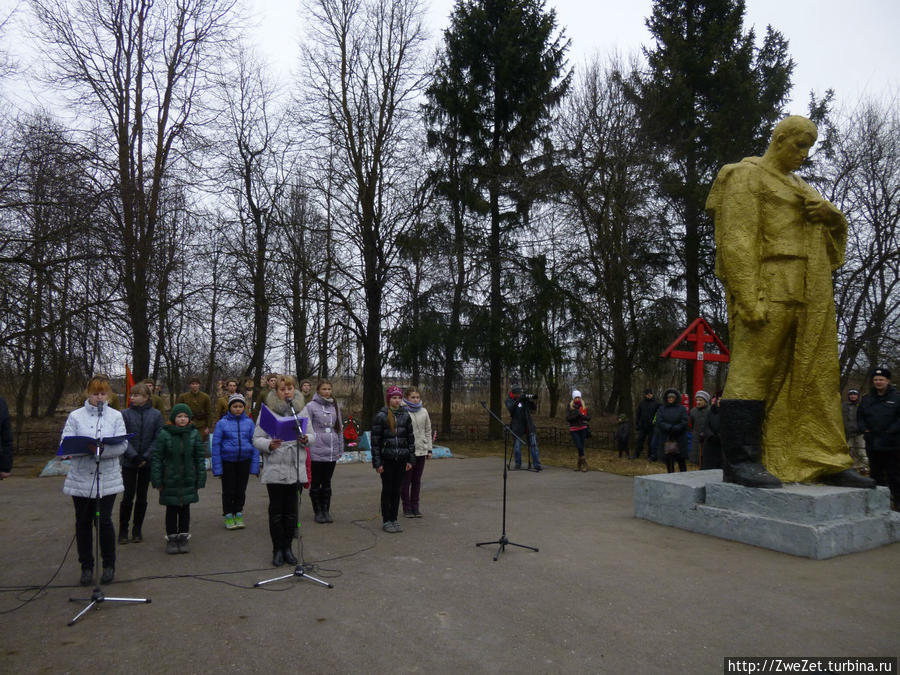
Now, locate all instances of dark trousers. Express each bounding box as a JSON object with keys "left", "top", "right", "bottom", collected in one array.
[
  {"left": 73, "top": 494, "right": 117, "bottom": 570},
  {"left": 634, "top": 428, "right": 654, "bottom": 459},
  {"left": 310, "top": 460, "right": 336, "bottom": 491},
  {"left": 165, "top": 504, "right": 191, "bottom": 535},
  {"left": 266, "top": 482, "right": 300, "bottom": 550},
  {"left": 868, "top": 449, "right": 900, "bottom": 503},
  {"left": 380, "top": 458, "right": 406, "bottom": 523},
  {"left": 400, "top": 455, "right": 426, "bottom": 511},
  {"left": 665, "top": 455, "right": 687, "bottom": 473},
  {"left": 570, "top": 429, "right": 587, "bottom": 457},
  {"left": 221, "top": 460, "right": 251, "bottom": 516},
  {"left": 119, "top": 464, "right": 151, "bottom": 533}
]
